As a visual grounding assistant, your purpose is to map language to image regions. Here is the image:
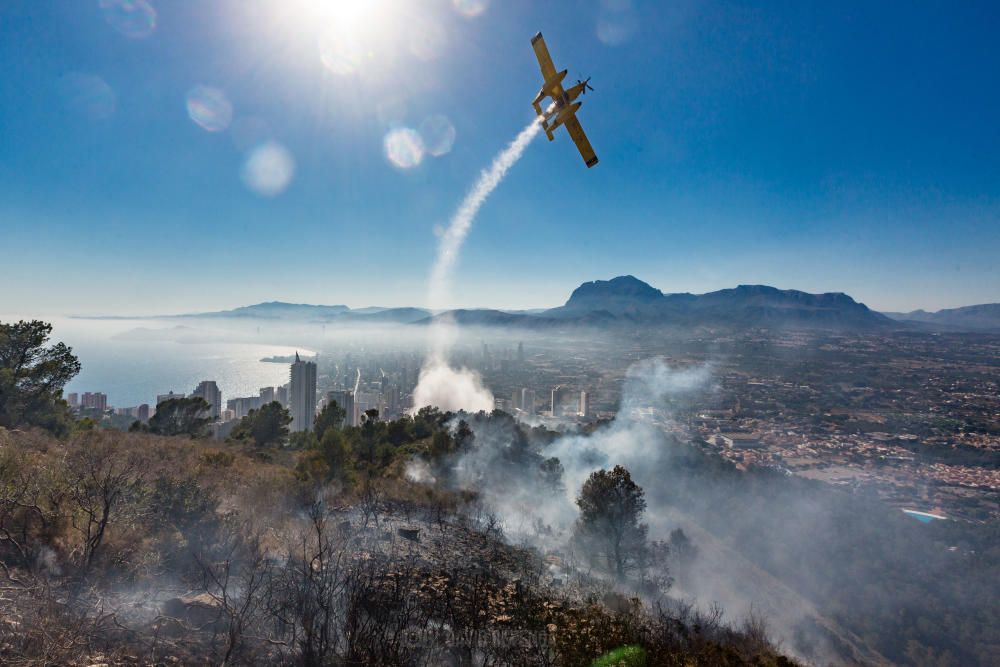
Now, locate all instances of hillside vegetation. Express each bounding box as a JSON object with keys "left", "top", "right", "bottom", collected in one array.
[{"left": 0, "top": 425, "right": 794, "bottom": 666}]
